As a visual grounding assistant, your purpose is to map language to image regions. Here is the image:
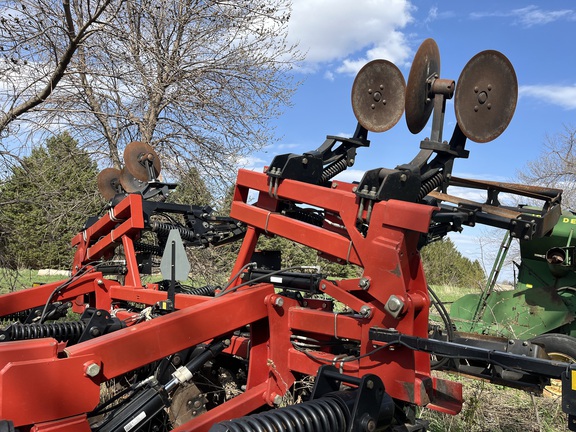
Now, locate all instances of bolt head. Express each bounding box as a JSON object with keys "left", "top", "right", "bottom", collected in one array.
[
  {"left": 387, "top": 296, "right": 403, "bottom": 313},
  {"left": 359, "top": 305, "right": 372, "bottom": 318},
  {"left": 84, "top": 362, "right": 101, "bottom": 377}
]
